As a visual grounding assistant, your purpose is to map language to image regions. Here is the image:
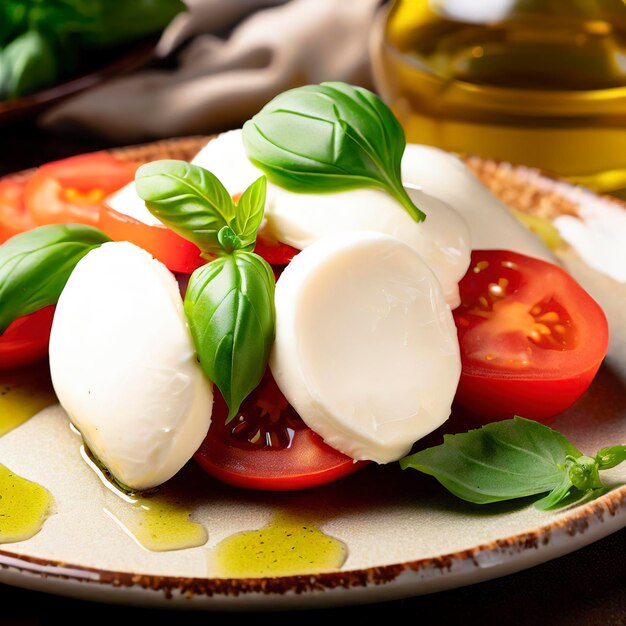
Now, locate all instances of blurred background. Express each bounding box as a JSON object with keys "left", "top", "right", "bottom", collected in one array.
[{"left": 3, "top": 0, "right": 626, "bottom": 197}]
